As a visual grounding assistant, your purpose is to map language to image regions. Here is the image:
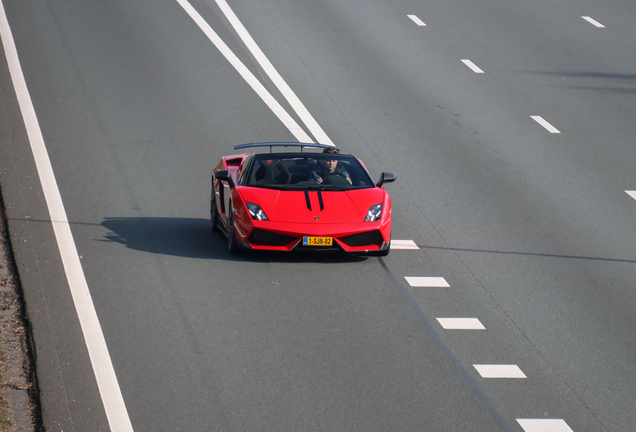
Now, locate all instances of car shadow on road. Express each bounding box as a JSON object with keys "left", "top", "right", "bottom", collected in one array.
[{"left": 99, "top": 217, "right": 367, "bottom": 263}]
